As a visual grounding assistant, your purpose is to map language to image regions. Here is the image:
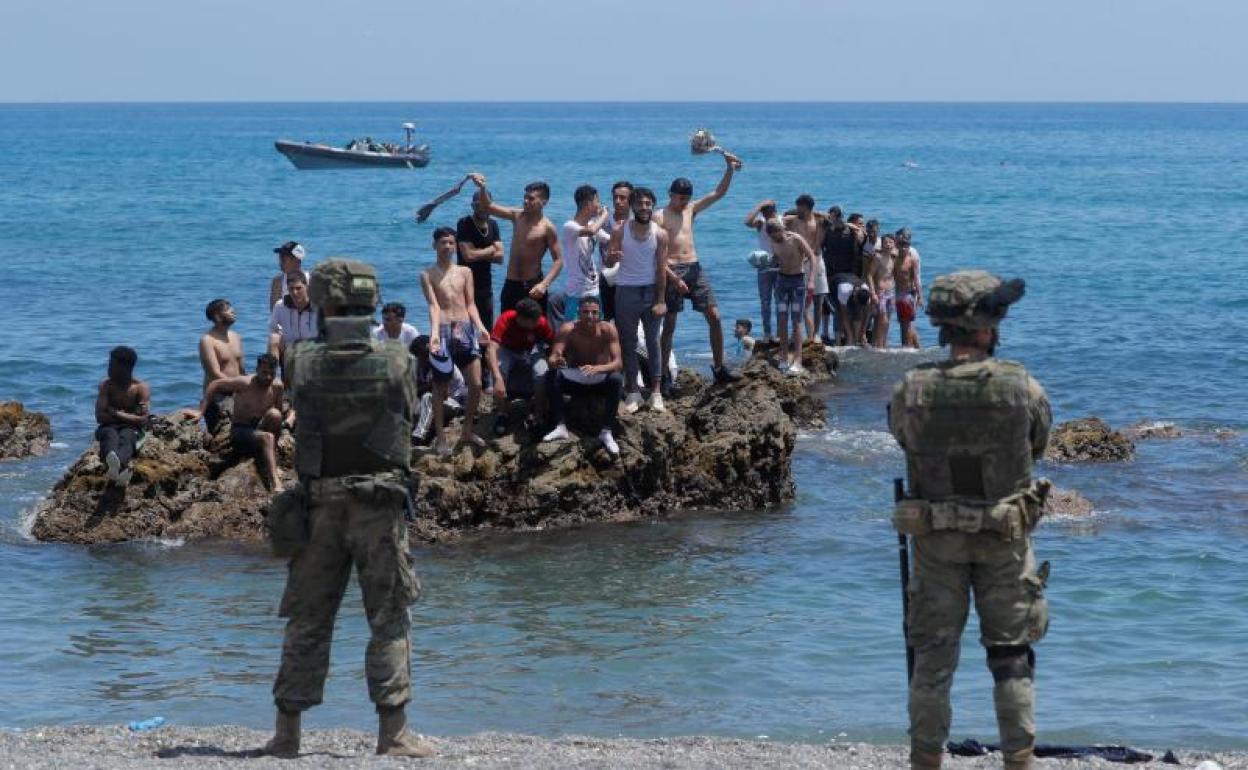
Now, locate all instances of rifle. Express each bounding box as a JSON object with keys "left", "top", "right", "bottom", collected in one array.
[{"left": 895, "top": 477, "right": 915, "bottom": 683}]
